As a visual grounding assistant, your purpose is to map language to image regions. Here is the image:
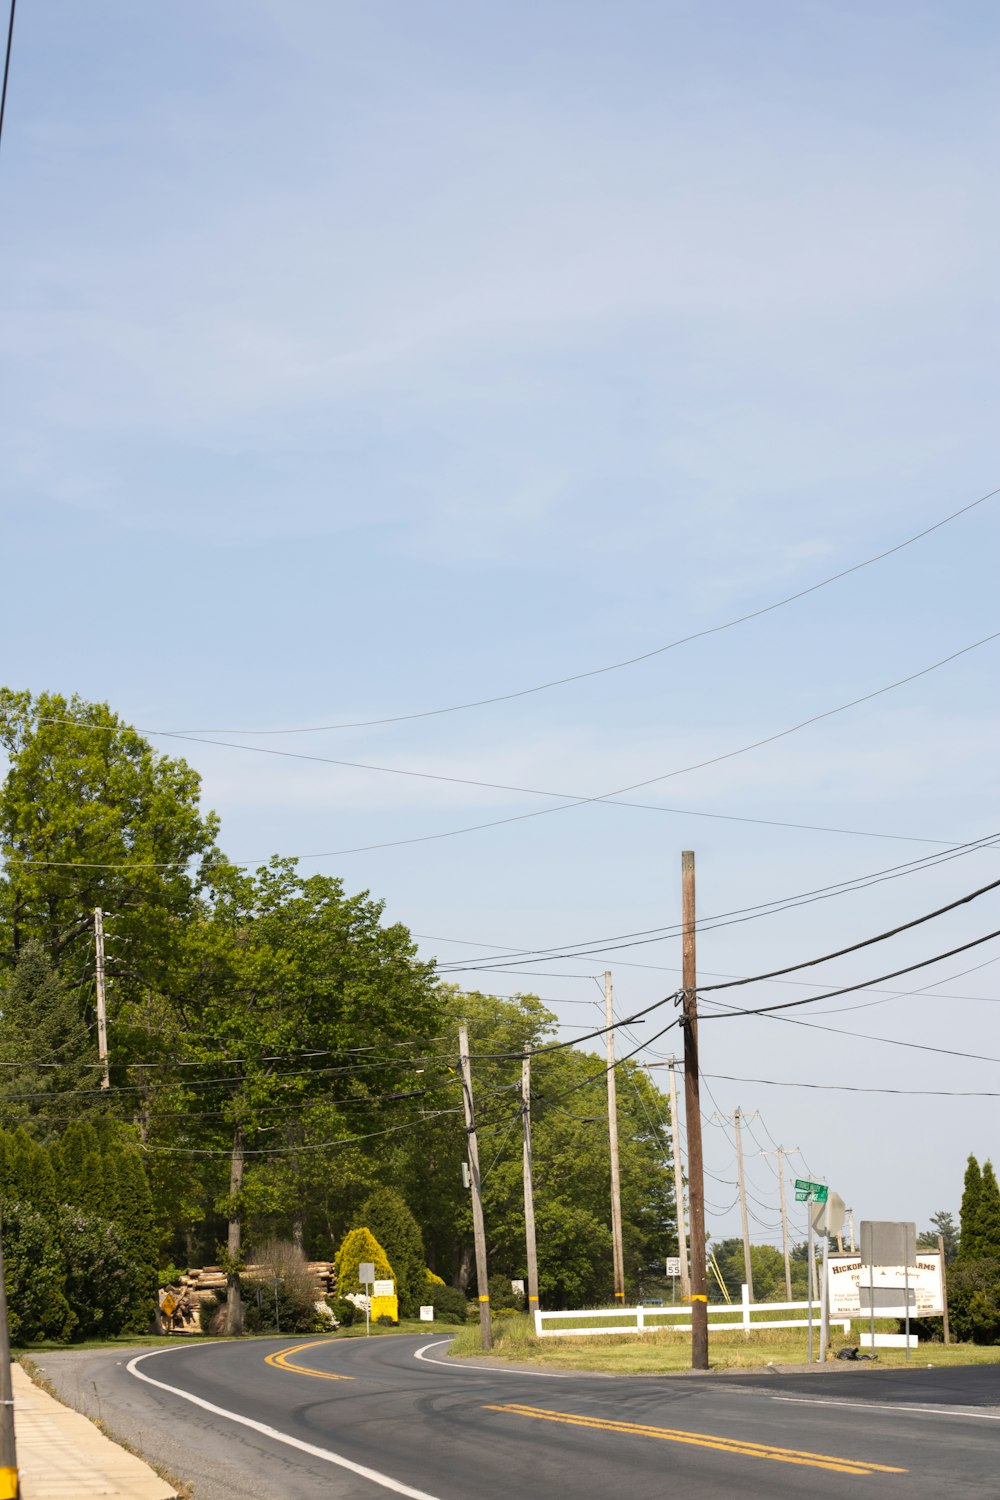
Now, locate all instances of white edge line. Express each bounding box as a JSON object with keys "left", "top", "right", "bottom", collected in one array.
[
  {"left": 413, "top": 1338, "right": 567, "bottom": 1379},
  {"left": 126, "top": 1346, "right": 445, "bottom": 1500},
  {"left": 771, "top": 1395, "right": 1000, "bottom": 1421}
]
